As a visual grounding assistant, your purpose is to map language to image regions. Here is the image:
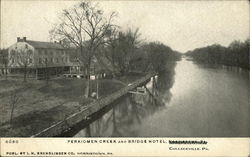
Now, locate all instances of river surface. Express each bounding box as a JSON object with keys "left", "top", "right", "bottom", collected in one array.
[{"left": 74, "top": 58, "right": 249, "bottom": 137}]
